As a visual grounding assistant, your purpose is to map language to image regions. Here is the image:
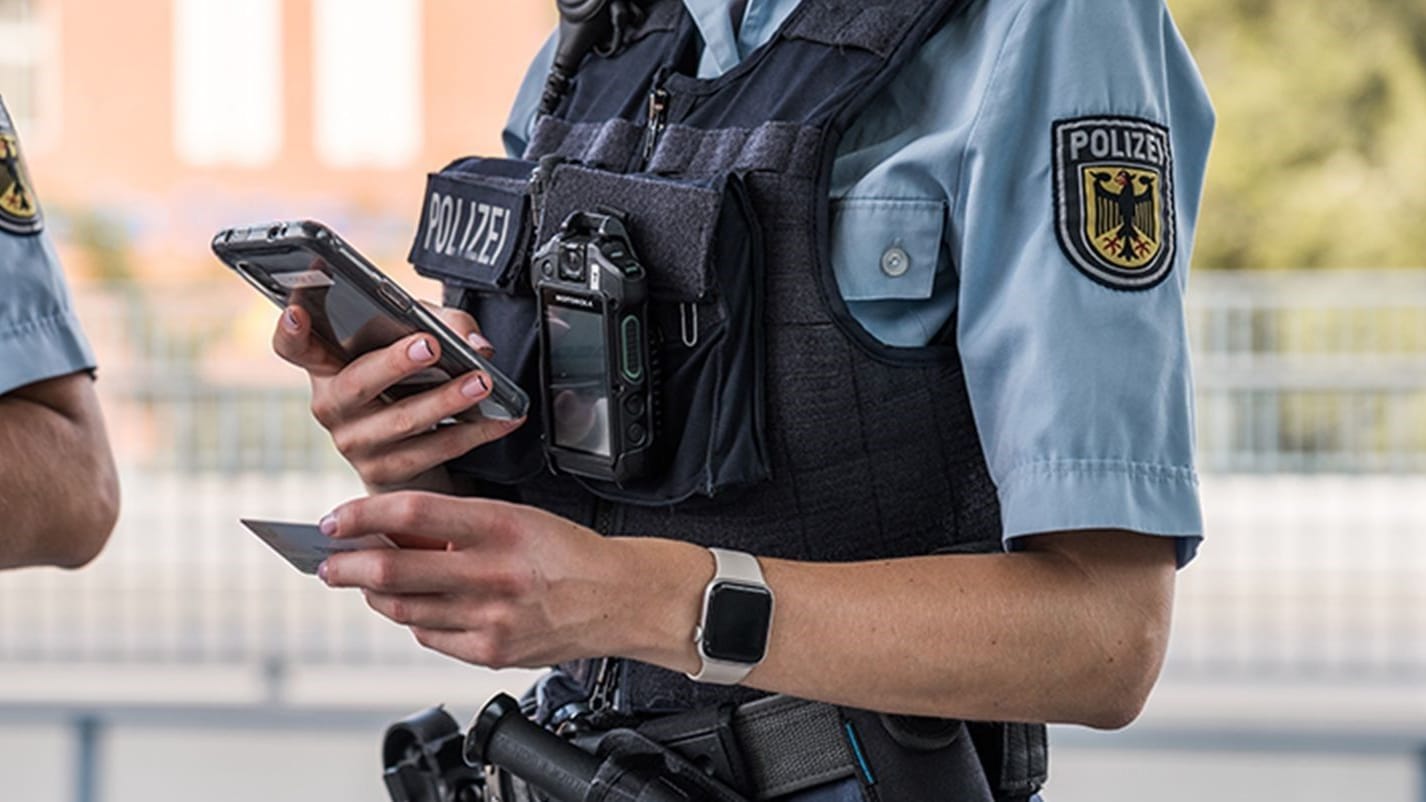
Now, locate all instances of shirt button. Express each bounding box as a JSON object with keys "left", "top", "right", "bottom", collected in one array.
[{"left": 880, "top": 246, "right": 910, "bottom": 277}]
